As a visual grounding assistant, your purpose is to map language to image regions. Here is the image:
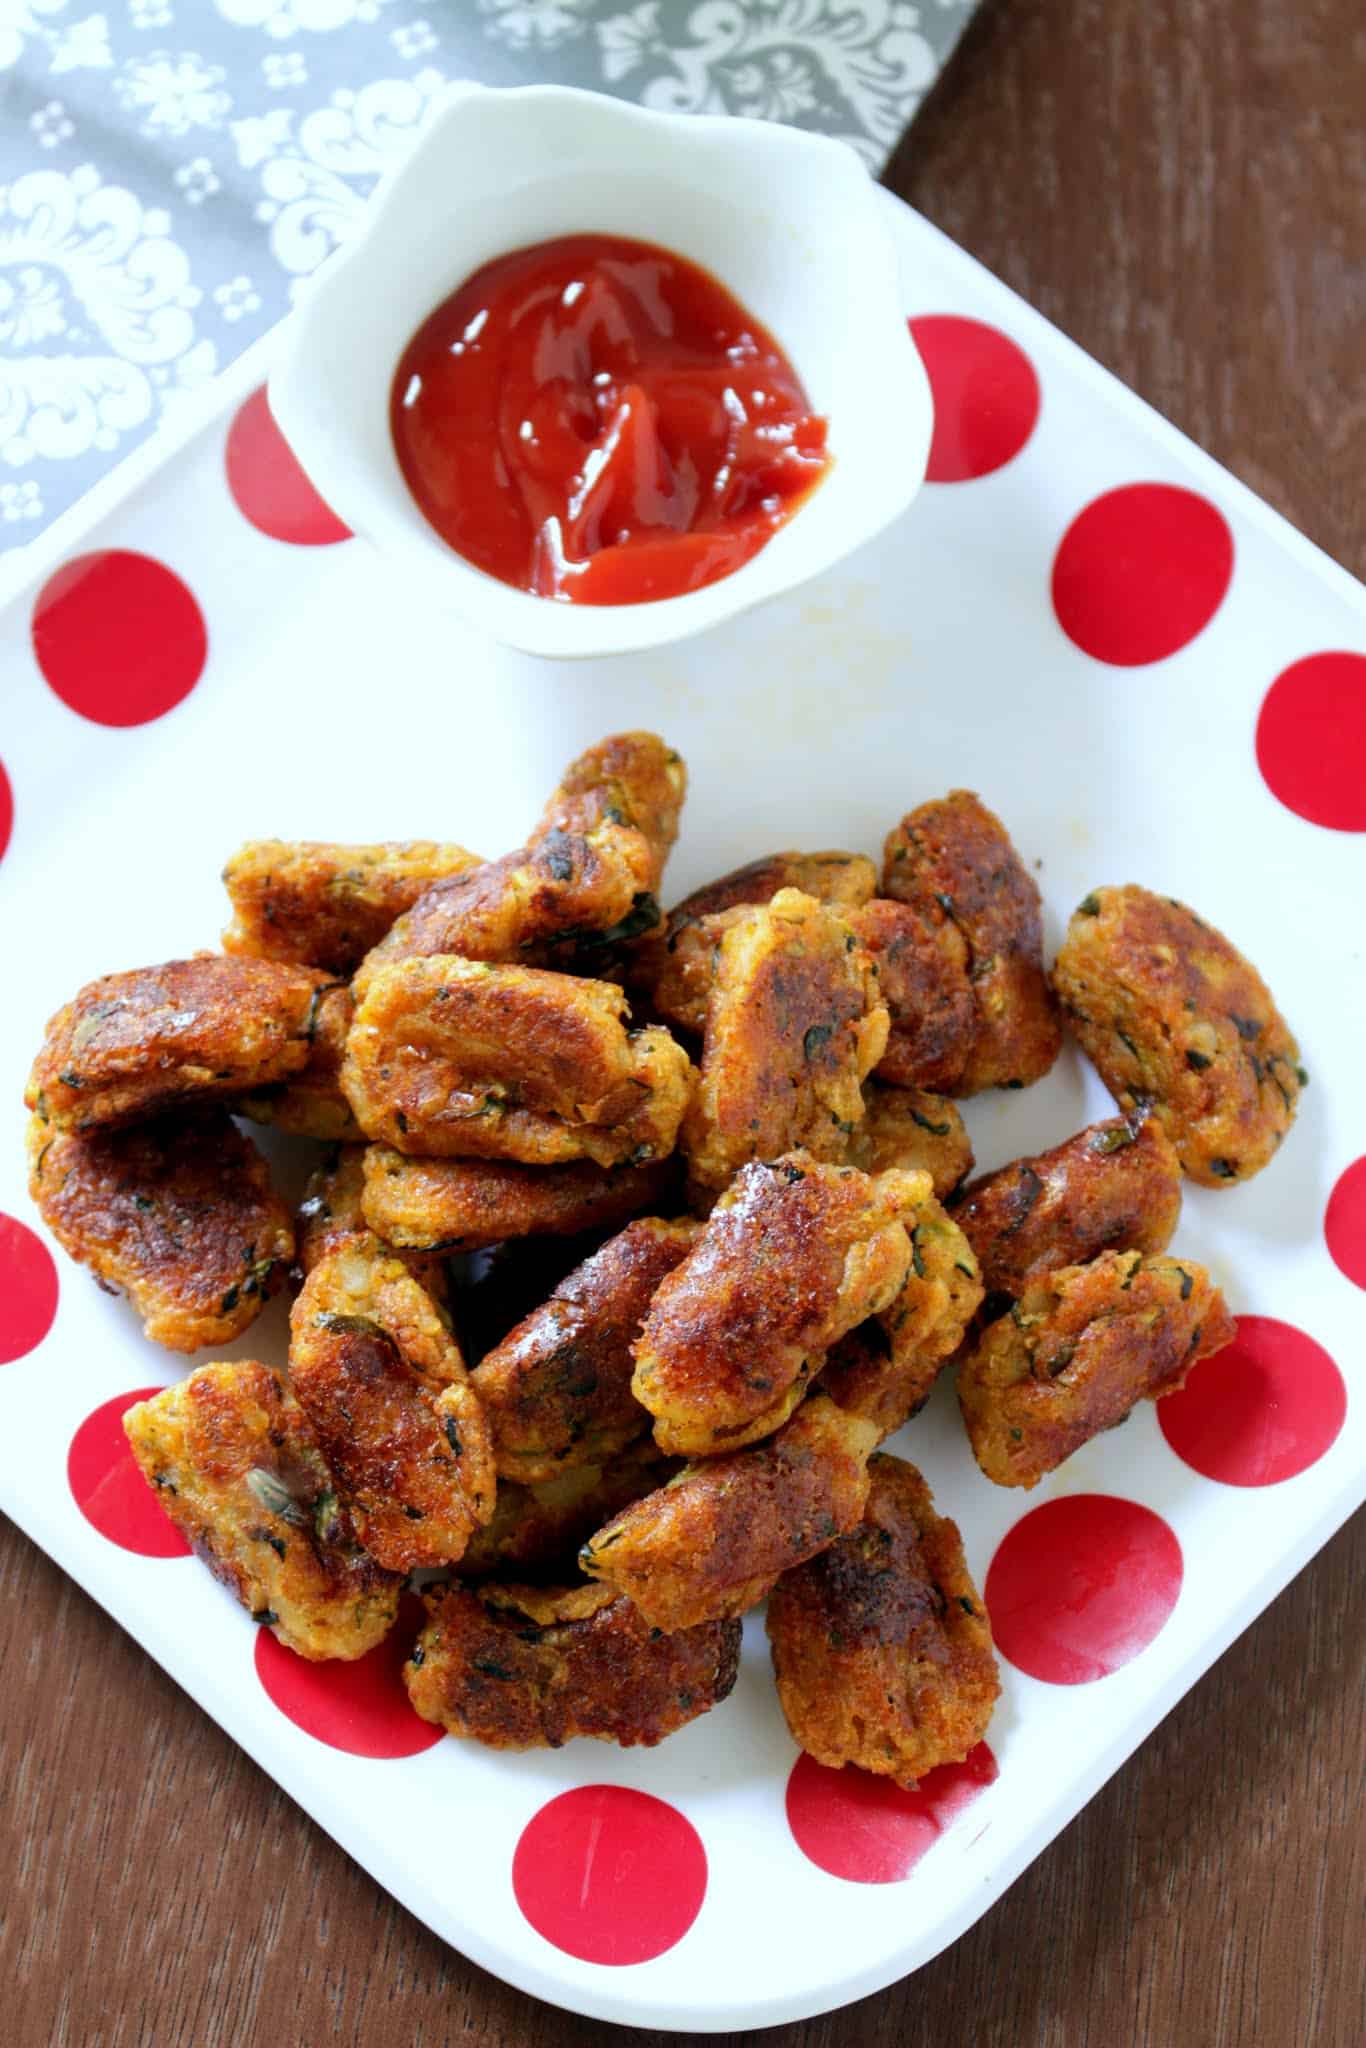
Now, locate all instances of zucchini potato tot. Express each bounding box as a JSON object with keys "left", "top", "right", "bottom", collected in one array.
[
  {"left": 26, "top": 954, "right": 335, "bottom": 1132},
  {"left": 222, "top": 839, "right": 482, "bottom": 975},
  {"left": 341, "top": 958, "right": 693, "bottom": 1169},
  {"left": 27, "top": 1110, "right": 292, "bottom": 1353},
  {"left": 848, "top": 897, "right": 978, "bottom": 1093},
  {"left": 682, "top": 889, "right": 889, "bottom": 1201},
  {"left": 881, "top": 790, "right": 1061, "bottom": 1094},
  {"left": 580, "top": 1395, "right": 881, "bottom": 1630},
  {"left": 234, "top": 982, "right": 361, "bottom": 1143},
  {"left": 289, "top": 1243, "right": 494, "bottom": 1570},
  {"left": 767, "top": 1454, "right": 999, "bottom": 1787},
  {"left": 354, "top": 732, "right": 685, "bottom": 991},
  {"left": 952, "top": 1114, "right": 1182, "bottom": 1299},
  {"left": 1051, "top": 885, "right": 1304, "bottom": 1187},
  {"left": 958, "top": 1248, "right": 1236, "bottom": 1488},
  {"left": 641, "top": 850, "right": 877, "bottom": 1036},
  {"left": 847, "top": 1081, "right": 974, "bottom": 1199},
  {"left": 405, "top": 1579, "right": 740, "bottom": 1751},
  {"left": 296, "top": 1142, "right": 449, "bottom": 1302},
  {"left": 820, "top": 1194, "right": 983, "bottom": 1439},
  {"left": 460, "top": 1441, "right": 676, "bottom": 1579},
  {"left": 473, "top": 1218, "right": 701, "bottom": 1484},
  {"left": 123, "top": 1362, "right": 401, "bottom": 1660},
  {"left": 359, "top": 1146, "right": 677, "bottom": 1252},
  {"left": 632, "top": 1154, "right": 921, "bottom": 1457}
]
